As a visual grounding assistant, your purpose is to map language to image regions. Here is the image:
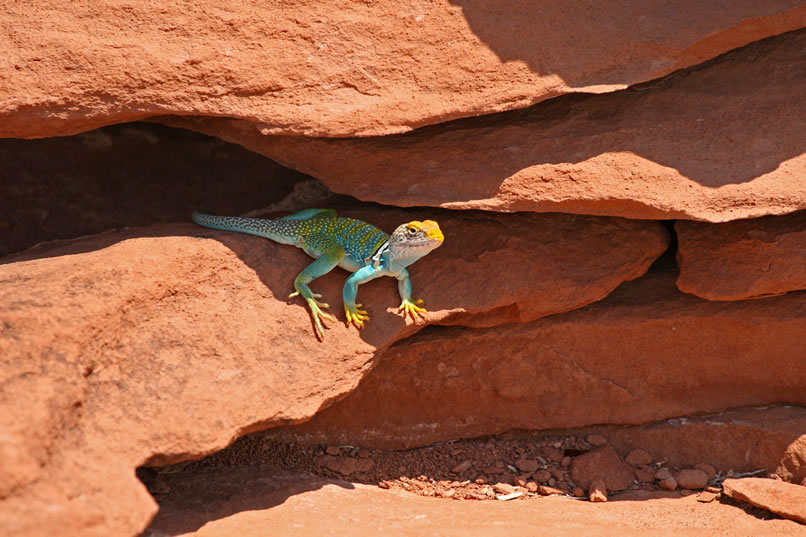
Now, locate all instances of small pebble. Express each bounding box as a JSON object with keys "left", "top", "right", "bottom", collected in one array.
[
  {"left": 538, "top": 485, "right": 565, "bottom": 496},
  {"left": 658, "top": 477, "right": 678, "bottom": 490},
  {"left": 694, "top": 463, "right": 717, "bottom": 481},
  {"left": 675, "top": 469, "right": 709, "bottom": 490},
  {"left": 496, "top": 491, "right": 524, "bottom": 501},
  {"left": 634, "top": 468, "right": 656, "bottom": 483},
  {"left": 534, "top": 469, "right": 551, "bottom": 483},
  {"left": 625, "top": 449, "right": 653, "bottom": 466},
  {"left": 573, "top": 487, "right": 585, "bottom": 497},
  {"left": 560, "top": 456, "right": 572, "bottom": 467},
  {"left": 586, "top": 434, "right": 608, "bottom": 447},
  {"left": 325, "top": 446, "right": 341, "bottom": 456},
  {"left": 589, "top": 479, "right": 607, "bottom": 502},
  {"left": 493, "top": 482, "right": 516, "bottom": 495},
  {"left": 526, "top": 481, "right": 538, "bottom": 493},
  {"left": 696, "top": 491, "right": 717, "bottom": 503},
  {"left": 655, "top": 468, "right": 673, "bottom": 481},
  {"left": 515, "top": 458, "right": 539, "bottom": 473},
  {"left": 450, "top": 460, "right": 473, "bottom": 473}
]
